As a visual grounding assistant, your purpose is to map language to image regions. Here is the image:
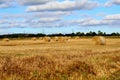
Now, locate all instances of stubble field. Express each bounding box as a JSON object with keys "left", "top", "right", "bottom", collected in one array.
[{"left": 0, "top": 38, "right": 120, "bottom": 80}]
